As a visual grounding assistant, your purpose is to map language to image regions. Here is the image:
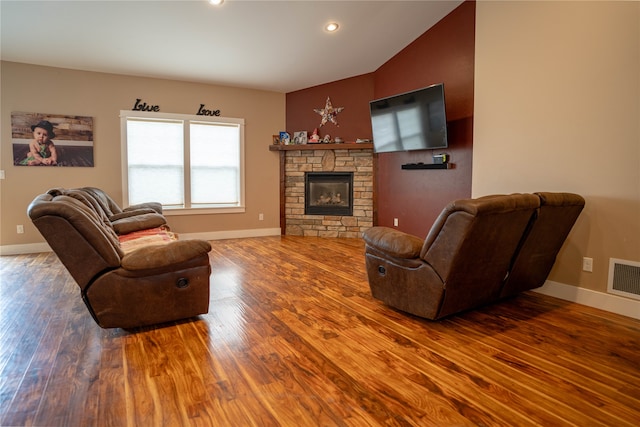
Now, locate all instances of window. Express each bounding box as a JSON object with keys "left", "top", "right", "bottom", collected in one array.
[{"left": 121, "top": 111, "right": 245, "bottom": 214}]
